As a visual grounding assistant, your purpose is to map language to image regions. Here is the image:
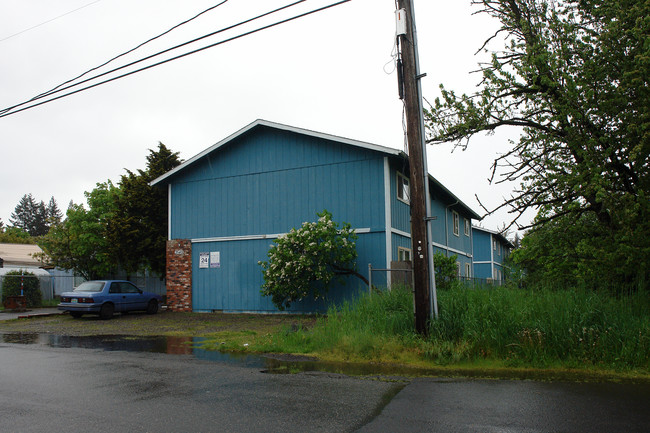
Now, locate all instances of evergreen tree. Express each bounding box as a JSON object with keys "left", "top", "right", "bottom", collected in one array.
[
  {"left": 107, "top": 142, "right": 181, "bottom": 276},
  {"left": 9, "top": 194, "right": 61, "bottom": 236},
  {"left": 46, "top": 197, "right": 63, "bottom": 225}
]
